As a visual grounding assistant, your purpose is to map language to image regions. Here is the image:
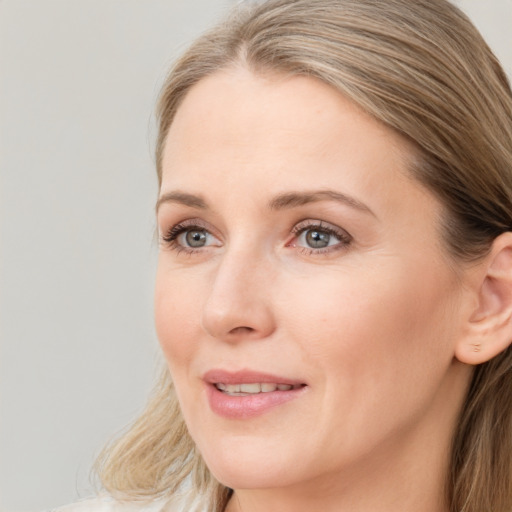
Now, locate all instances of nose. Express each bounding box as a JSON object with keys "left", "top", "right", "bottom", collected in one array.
[{"left": 201, "top": 248, "right": 276, "bottom": 342}]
